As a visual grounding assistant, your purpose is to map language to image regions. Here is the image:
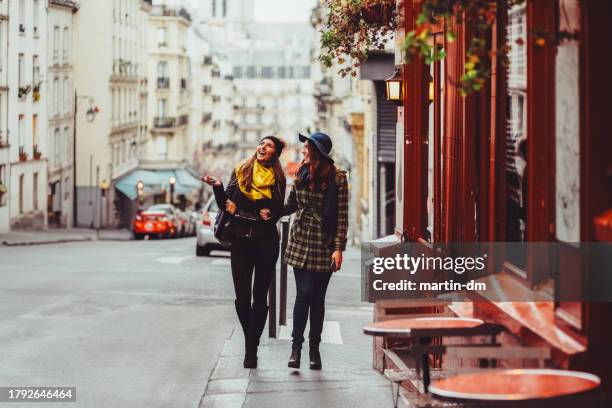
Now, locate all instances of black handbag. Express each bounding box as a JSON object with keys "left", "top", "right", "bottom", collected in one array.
[
  {"left": 214, "top": 209, "right": 233, "bottom": 247},
  {"left": 213, "top": 184, "right": 236, "bottom": 247}
]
